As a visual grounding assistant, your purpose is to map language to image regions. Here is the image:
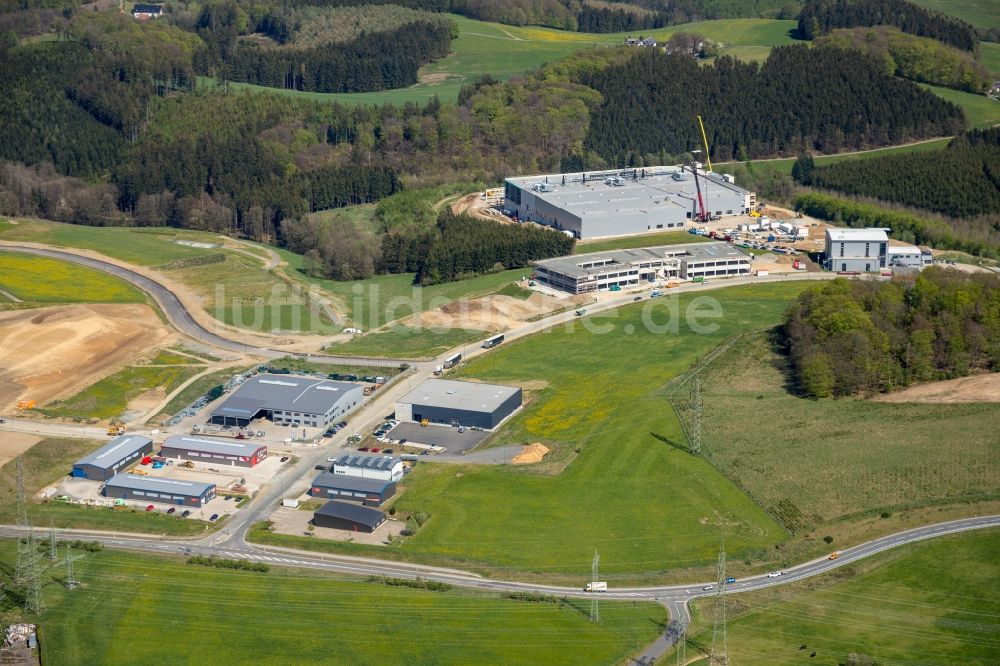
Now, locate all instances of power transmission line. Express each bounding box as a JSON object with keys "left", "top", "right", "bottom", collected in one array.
[
  {"left": 48, "top": 520, "right": 58, "bottom": 561},
  {"left": 62, "top": 545, "right": 85, "bottom": 590},
  {"left": 589, "top": 551, "right": 600, "bottom": 623},
  {"left": 689, "top": 374, "right": 702, "bottom": 455}
]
